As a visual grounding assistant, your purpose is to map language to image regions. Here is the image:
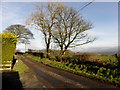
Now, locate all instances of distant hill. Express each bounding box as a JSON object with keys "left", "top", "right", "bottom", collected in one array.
[{"left": 73, "top": 46, "right": 118, "bottom": 55}]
